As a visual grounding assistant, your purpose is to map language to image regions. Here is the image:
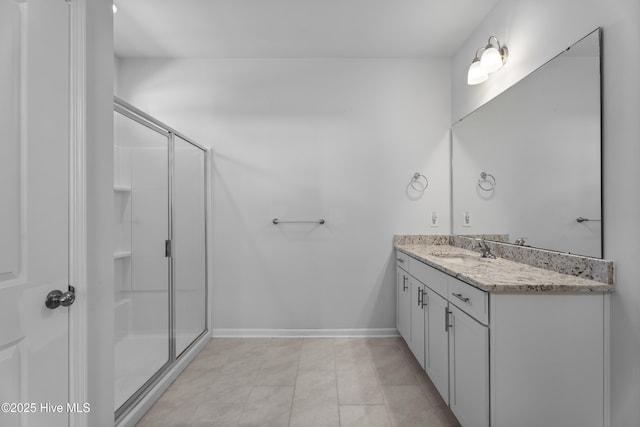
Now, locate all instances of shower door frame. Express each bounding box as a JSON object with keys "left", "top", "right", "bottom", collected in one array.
[{"left": 113, "top": 97, "right": 209, "bottom": 422}]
